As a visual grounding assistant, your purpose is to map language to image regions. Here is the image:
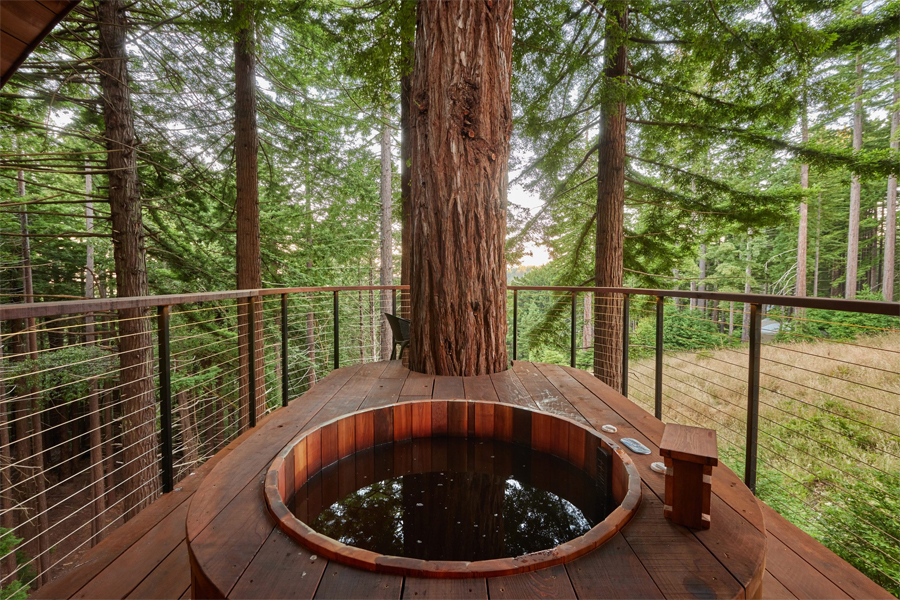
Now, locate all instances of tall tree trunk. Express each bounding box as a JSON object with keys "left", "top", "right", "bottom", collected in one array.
[
  {"left": 729, "top": 301, "right": 734, "bottom": 337},
  {"left": 399, "top": 27, "right": 414, "bottom": 321},
  {"left": 358, "top": 282, "right": 365, "bottom": 363},
  {"left": 234, "top": 0, "right": 265, "bottom": 428},
  {"left": 306, "top": 300, "right": 316, "bottom": 389},
  {"left": 797, "top": 98, "right": 809, "bottom": 303},
  {"left": 177, "top": 390, "right": 199, "bottom": 469},
  {"left": 18, "top": 164, "right": 50, "bottom": 585},
  {"left": 884, "top": 37, "right": 899, "bottom": 301},
  {"left": 408, "top": 0, "right": 512, "bottom": 376},
  {"left": 0, "top": 369, "right": 15, "bottom": 587},
  {"left": 814, "top": 192, "right": 822, "bottom": 297},
  {"left": 380, "top": 124, "right": 394, "bottom": 360},
  {"left": 102, "top": 390, "right": 115, "bottom": 508},
  {"left": 85, "top": 163, "right": 107, "bottom": 546},
  {"left": 593, "top": 5, "right": 628, "bottom": 392},
  {"left": 98, "top": 0, "right": 159, "bottom": 520},
  {"left": 305, "top": 190, "right": 317, "bottom": 388},
  {"left": 742, "top": 233, "right": 752, "bottom": 343},
  {"left": 369, "top": 259, "right": 377, "bottom": 359},
  {"left": 846, "top": 51, "right": 863, "bottom": 299},
  {"left": 698, "top": 242, "right": 707, "bottom": 313},
  {"left": 0, "top": 273, "right": 16, "bottom": 587},
  {"left": 582, "top": 292, "right": 592, "bottom": 350}
]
